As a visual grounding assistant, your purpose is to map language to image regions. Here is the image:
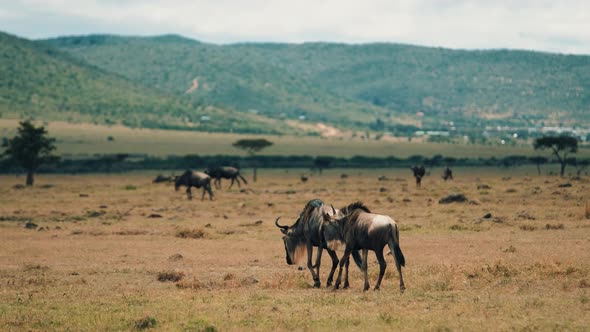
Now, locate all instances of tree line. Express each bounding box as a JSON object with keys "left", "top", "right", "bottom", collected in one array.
[{"left": 1, "top": 121, "right": 588, "bottom": 185}]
